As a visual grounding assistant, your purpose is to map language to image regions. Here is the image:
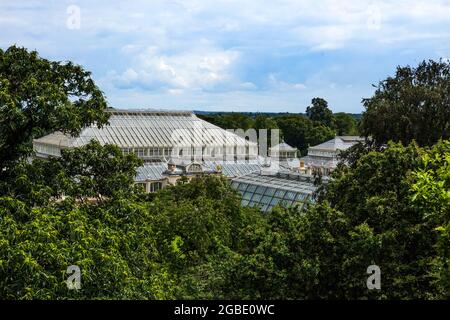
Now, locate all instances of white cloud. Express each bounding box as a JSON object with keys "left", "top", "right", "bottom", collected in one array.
[
  {"left": 109, "top": 44, "right": 241, "bottom": 91},
  {"left": 2, "top": 0, "right": 450, "bottom": 112},
  {"left": 268, "top": 74, "right": 307, "bottom": 91}
]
